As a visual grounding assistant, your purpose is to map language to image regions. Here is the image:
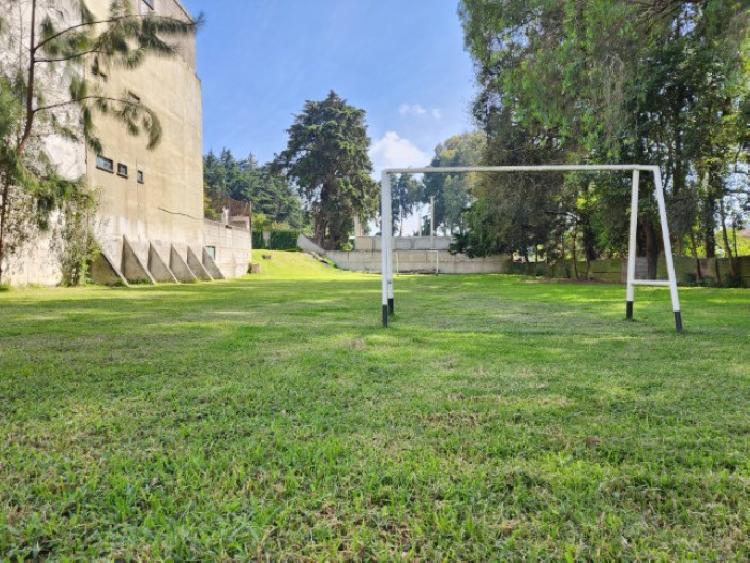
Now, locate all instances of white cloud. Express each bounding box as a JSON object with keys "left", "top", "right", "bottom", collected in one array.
[
  {"left": 399, "top": 103, "right": 443, "bottom": 120},
  {"left": 399, "top": 103, "right": 427, "bottom": 116},
  {"left": 369, "top": 131, "right": 430, "bottom": 176}
]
